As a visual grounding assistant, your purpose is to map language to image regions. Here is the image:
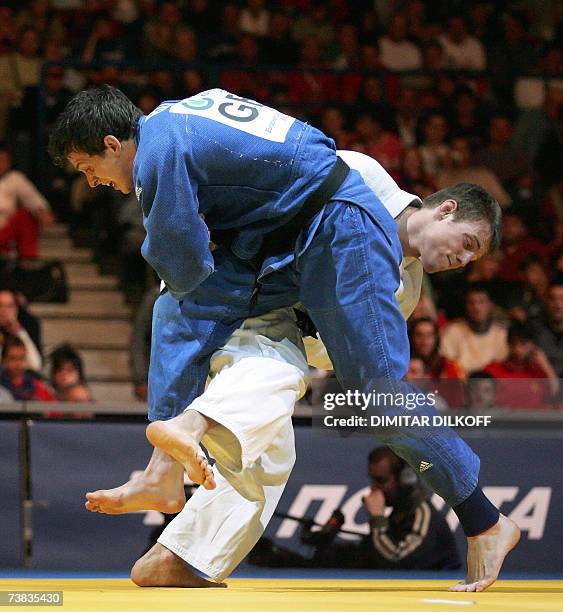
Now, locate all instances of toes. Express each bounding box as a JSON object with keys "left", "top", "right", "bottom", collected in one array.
[{"left": 448, "top": 582, "right": 467, "bottom": 592}]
